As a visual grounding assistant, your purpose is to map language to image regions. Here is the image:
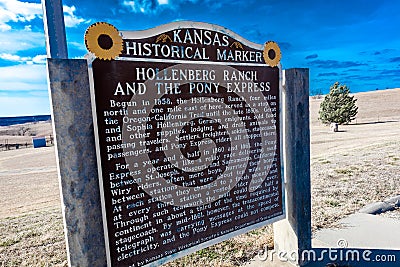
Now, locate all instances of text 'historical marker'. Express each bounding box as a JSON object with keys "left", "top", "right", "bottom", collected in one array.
[{"left": 87, "top": 21, "right": 284, "bottom": 267}]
